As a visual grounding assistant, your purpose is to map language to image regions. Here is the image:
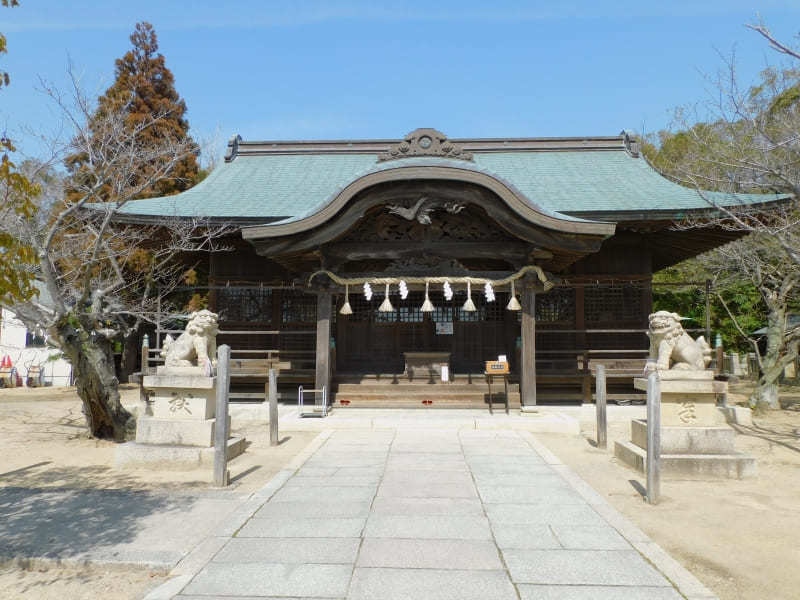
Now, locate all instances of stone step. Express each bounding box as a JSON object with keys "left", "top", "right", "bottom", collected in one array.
[
  {"left": 613, "top": 440, "right": 757, "bottom": 479},
  {"left": 334, "top": 398, "right": 522, "bottom": 409},
  {"left": 115, "top": 436, "right": 246, "bottom": 473},
  {"left": 334, "top": 388, "right": 522, "bottom": 408},
  {"left": 630, "top": 419, "right": 737, "bottom": 455},
  {"left": 334, "top": 373, "right": 516, "bottom": 385},
  {"left": 335, "top": 392, "right": 521, "bottom": 401}
]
